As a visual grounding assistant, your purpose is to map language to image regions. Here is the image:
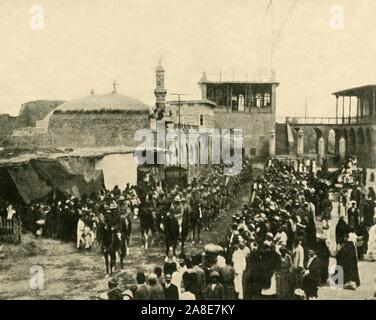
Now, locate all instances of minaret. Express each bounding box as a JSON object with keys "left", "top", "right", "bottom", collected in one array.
[
  {"left": 154, "top": 60, "right": 167, "bottom": 113},
  {"left": 198, "top": 70, "right": 207, "bottom": 100}
]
